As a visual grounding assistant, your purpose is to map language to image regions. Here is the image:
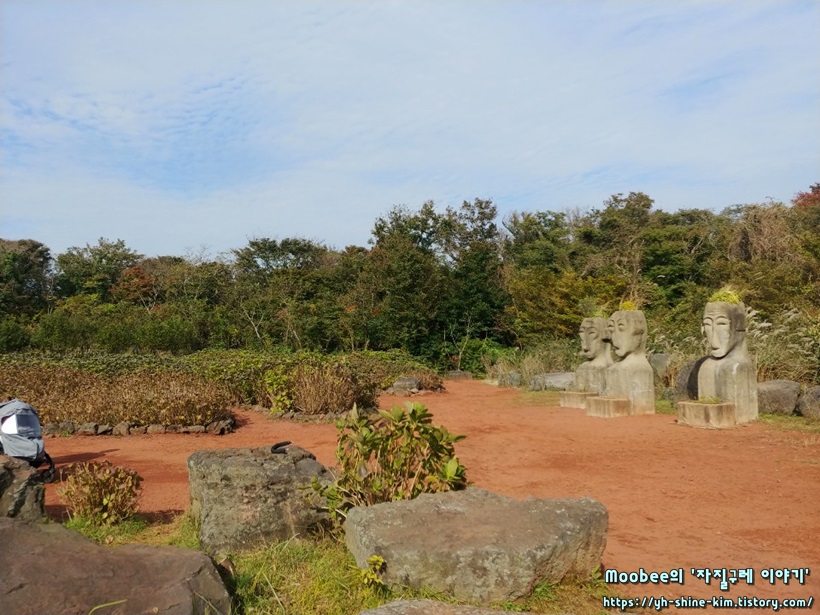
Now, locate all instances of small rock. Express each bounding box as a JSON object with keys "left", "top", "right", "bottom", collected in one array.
[
  {"left": 497, "top": 371, "right": 521, "bottom": 388},
  {"left": 1, "top": 456, "right": 46, "bottom": 521},
  {"left": 528, "top": 372, "right": 574, "bottom": 391},
  {"left": 58, "top": 421, "right": 75, "bottom": 435},
  {"left": 130, "top": 425, "right": 148, "bottom": 435},
  {"left": 77, "top": 423, "right": 98, "bottom": 436},
  {"left": 446, "top": 370, "right": 473, "bottom": 380},
  {"left": 112, "top": 422, "right": 131, "bottom": 436},
  {"left": 797, "top": 386, "right": 820, "bottom": 419},
  {"left": 96, "top": 424, "right": 113, "bottom": 435},
  {"left": 146, "top": 424, "right": 166, "bottom": 435},
  {"left": 393, "top": 377, "right": 422, "bottom": 393}
]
